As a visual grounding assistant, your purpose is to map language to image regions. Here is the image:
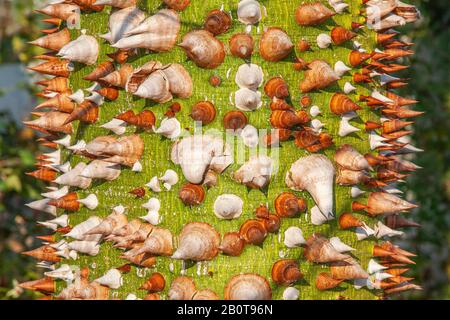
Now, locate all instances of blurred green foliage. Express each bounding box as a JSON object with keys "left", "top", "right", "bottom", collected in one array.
[
  {"left": 0, "top": 0, "right": 43, "bottom": 64},
  {"left": 0, "top": 0, "right": 46, "bottom": 300},
  {"left": 0, "top": 112, "right": 44, "bottom": 300}
]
